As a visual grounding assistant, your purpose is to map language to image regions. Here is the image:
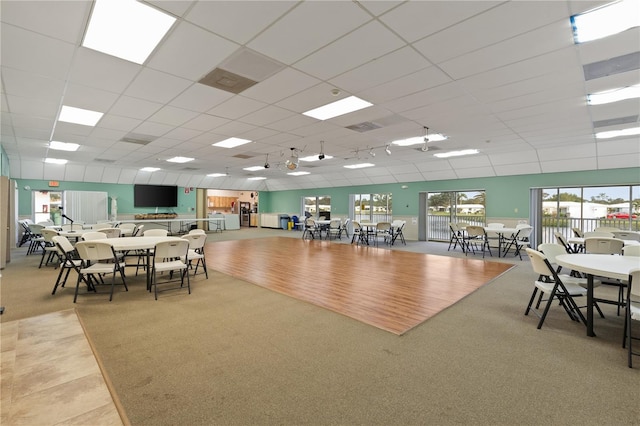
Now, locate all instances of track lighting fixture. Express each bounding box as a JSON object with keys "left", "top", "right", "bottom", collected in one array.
[
  {"left": 385, "top": 145, "right": 391, "bottom": 156},
  {"left": 421, "top": 126, "right": 430, "bottom": 152},
  {"left": 285, "top": 148, "right": 299, "bottom": 170},
  {"left": 369, "top": 147, "right": 376, "bottom": 157},
  {"left": 318, "top": 141, "right": 325, "bottom": 160}
]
